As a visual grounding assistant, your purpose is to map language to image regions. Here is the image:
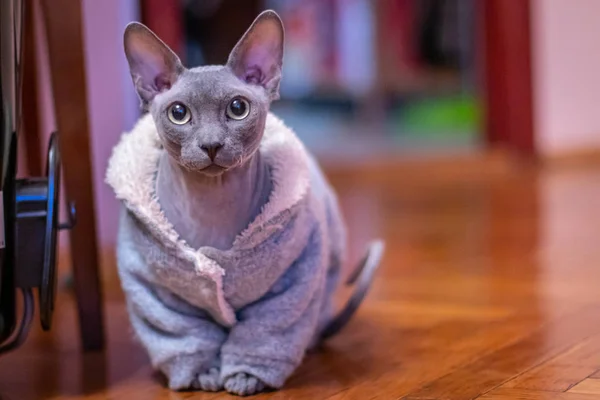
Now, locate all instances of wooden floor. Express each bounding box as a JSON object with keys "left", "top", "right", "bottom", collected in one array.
[{"left": 3, "top": 159, "right": 600, "bottom": 399}]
